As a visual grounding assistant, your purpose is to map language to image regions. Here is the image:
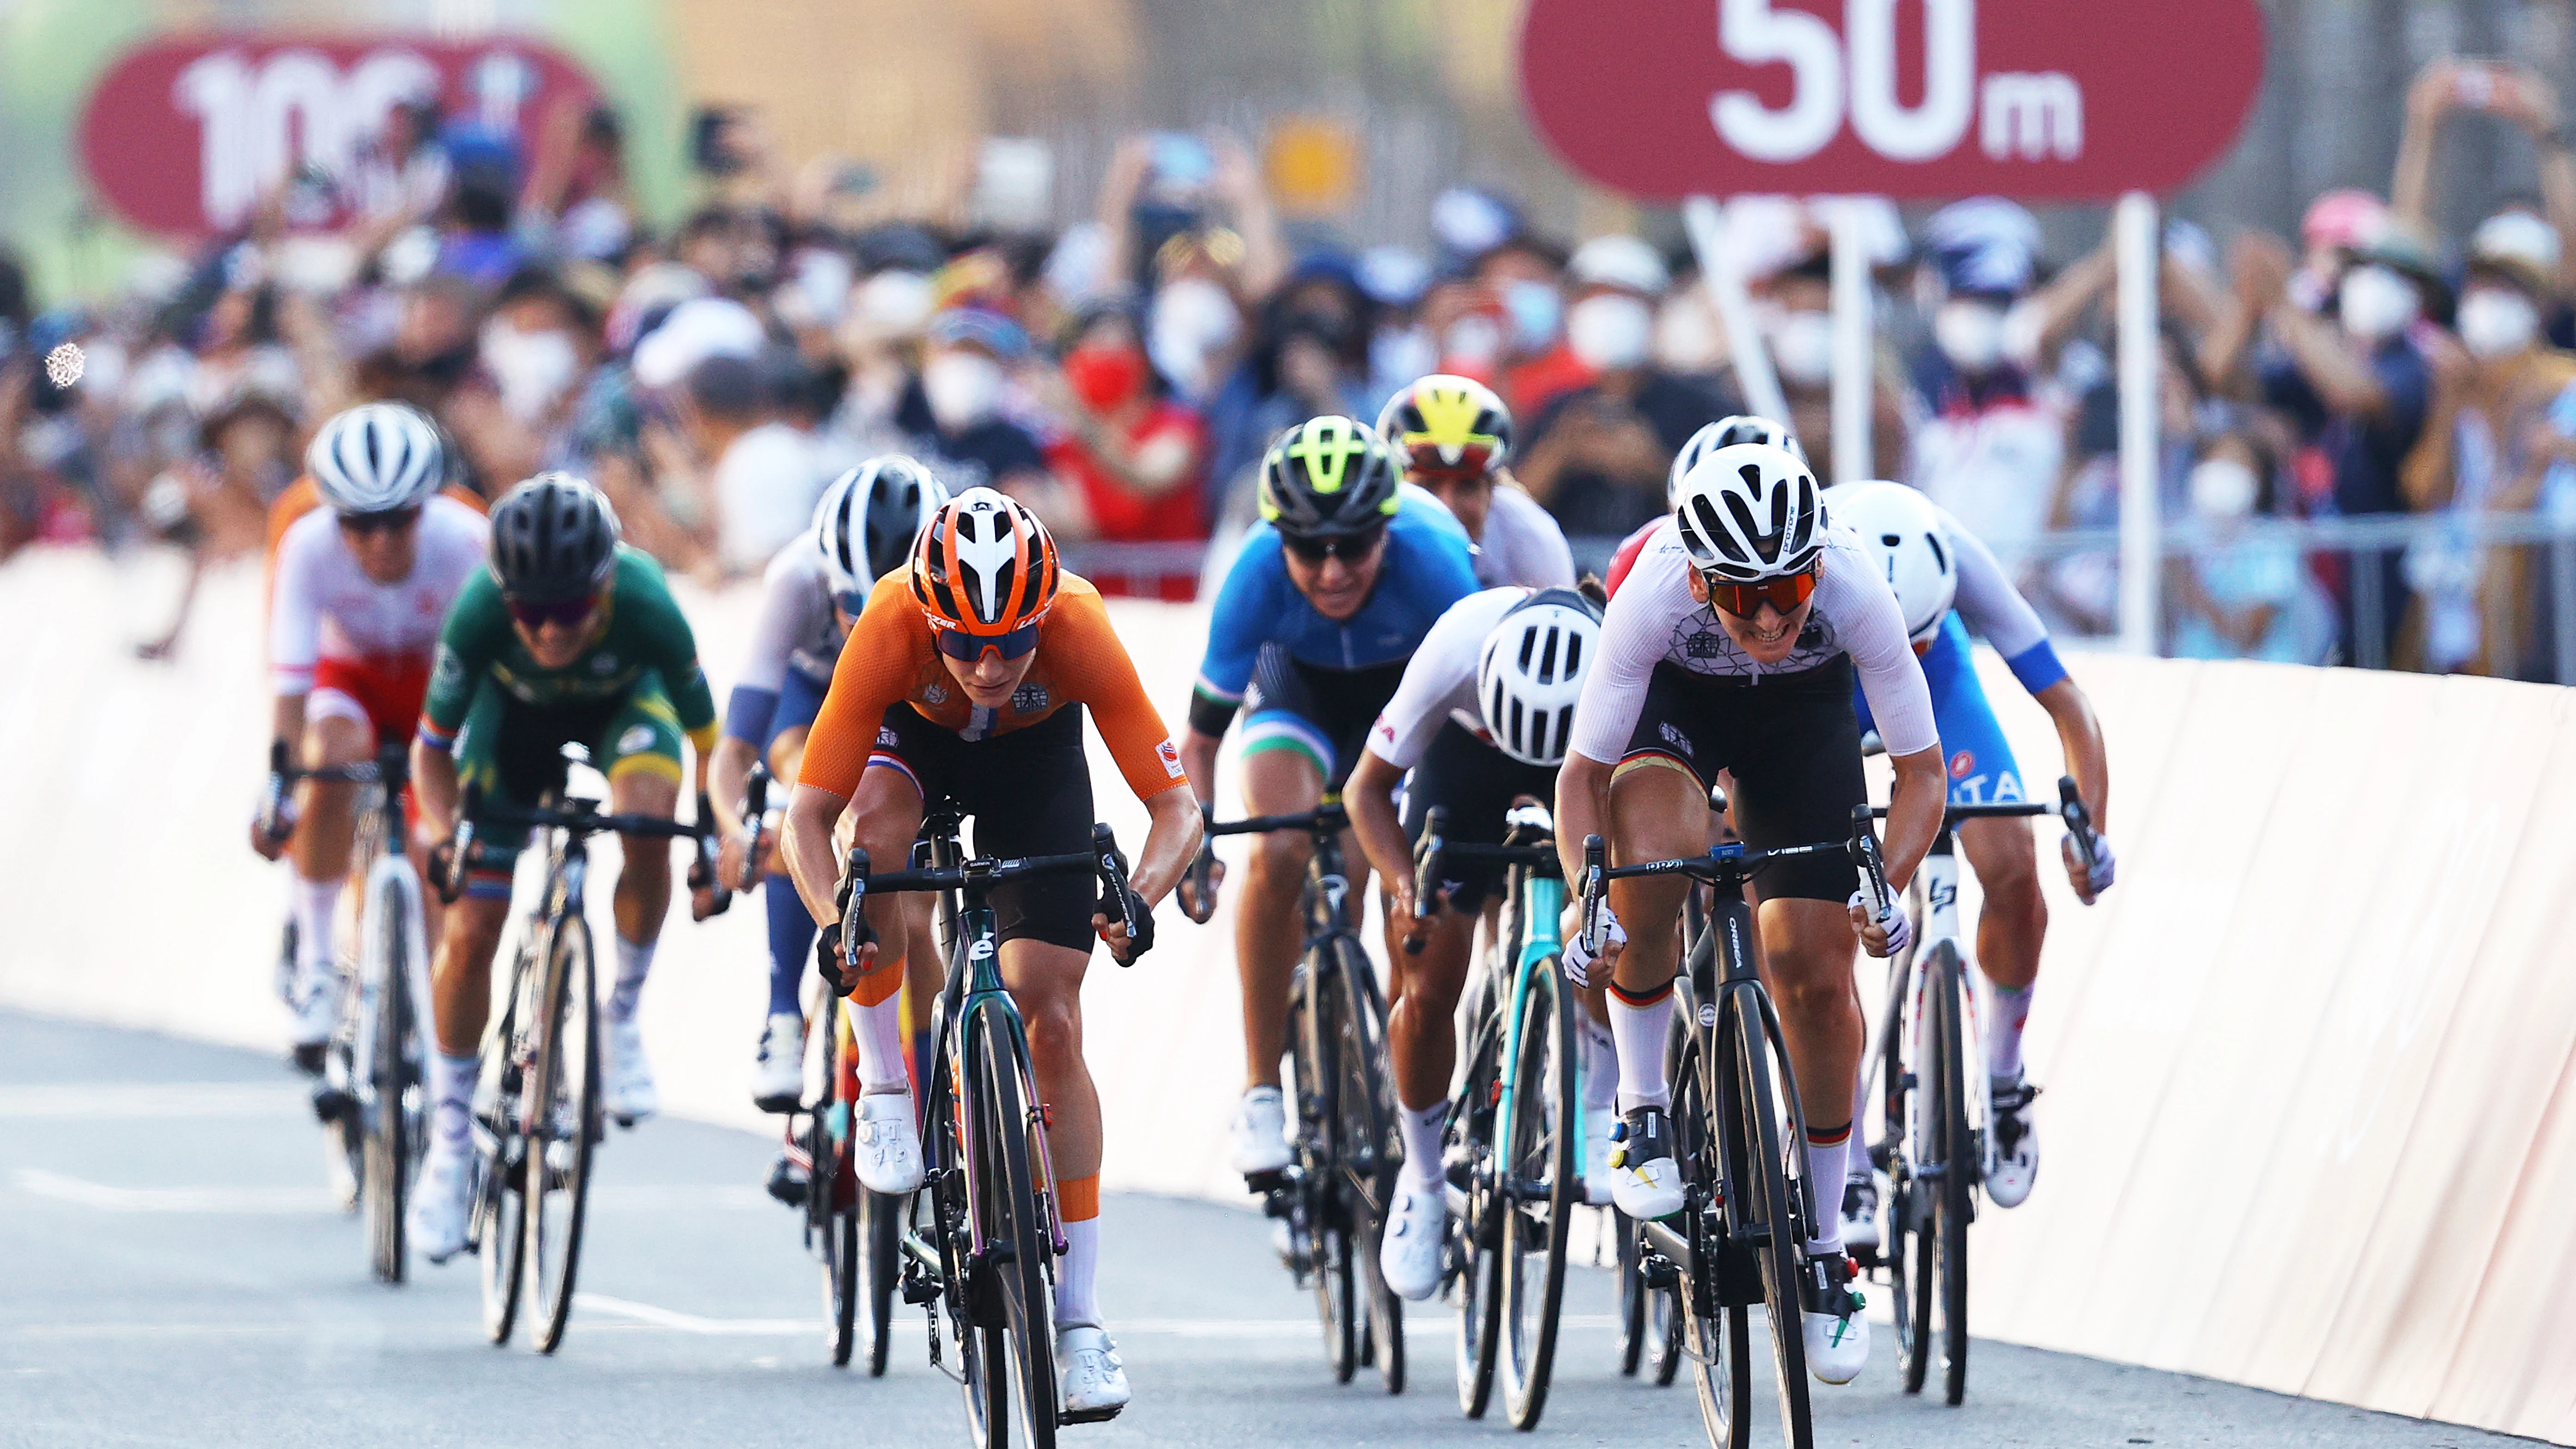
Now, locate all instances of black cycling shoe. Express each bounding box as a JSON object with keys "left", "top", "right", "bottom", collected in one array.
[{"left": 766, "top": 1152, "right": 810, "bottom": 1208}]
